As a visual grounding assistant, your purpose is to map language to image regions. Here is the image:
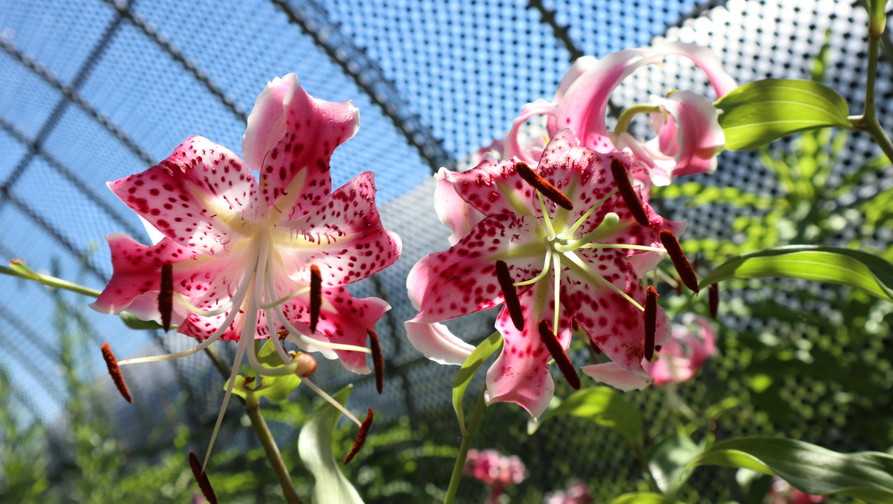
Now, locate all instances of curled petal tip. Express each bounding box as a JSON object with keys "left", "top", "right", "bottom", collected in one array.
[
  {"left": 609, "top": 159, "right": 650, "bottom": 227},
  {"left": 658, "top": 229, "right": 699, "bottom": 293},
  {"left": 343, "top": 408, "right": 374, "bottom": 464},
  {"left": 100, "top": 342, "right": 132, "bottom": 403},
  {"left": 537, "top": 321, "right": 580, "bottom": 390},
  {"left": 367, "top": 330, "right": 384, "bottom": 394},
  {"left": 188, "top": 451, "right": 218, "bottom": 504}
]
